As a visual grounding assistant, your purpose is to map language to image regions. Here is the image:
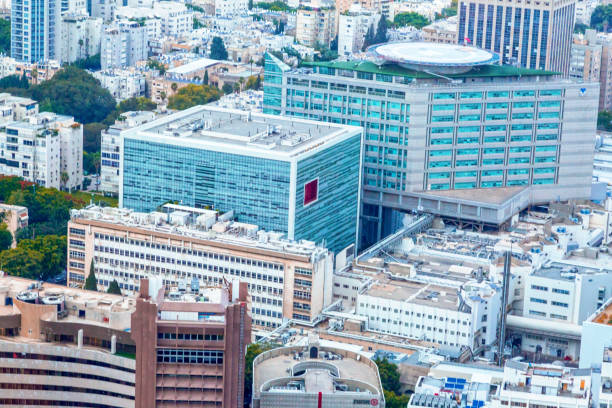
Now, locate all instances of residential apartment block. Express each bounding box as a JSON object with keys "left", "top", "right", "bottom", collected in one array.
[
  {"left": 295, "top": 2, "right": 337, "bottom": 48},
  {"left": 263, "top": 43, "right": 599, "bottom": 246},
  {"left": 0, "top": 112, "right": 83, "bottom": 190},
  {"left": 457, "top": 0, "right": 576, "bottom": 73},
  {"left": 101, "top": 20, "right": 148, "bottom": 70},
  {"left": 118, "top": 106, "right": 362, "bottom": 253},
  {"left": 337, "top": 4, "right": 380, "bottom": 57},
  {"left": 93, "top": 69, "right": 146, "bottom": 101},
  {"left": 131, "top": 277, "right": 251, "bottom": 408},
  {"left": 59, "top": 13, "right": 103, "bottom": 64},
  {"left": 67, "top": 204, "right": 334, "bottom": 328}
]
